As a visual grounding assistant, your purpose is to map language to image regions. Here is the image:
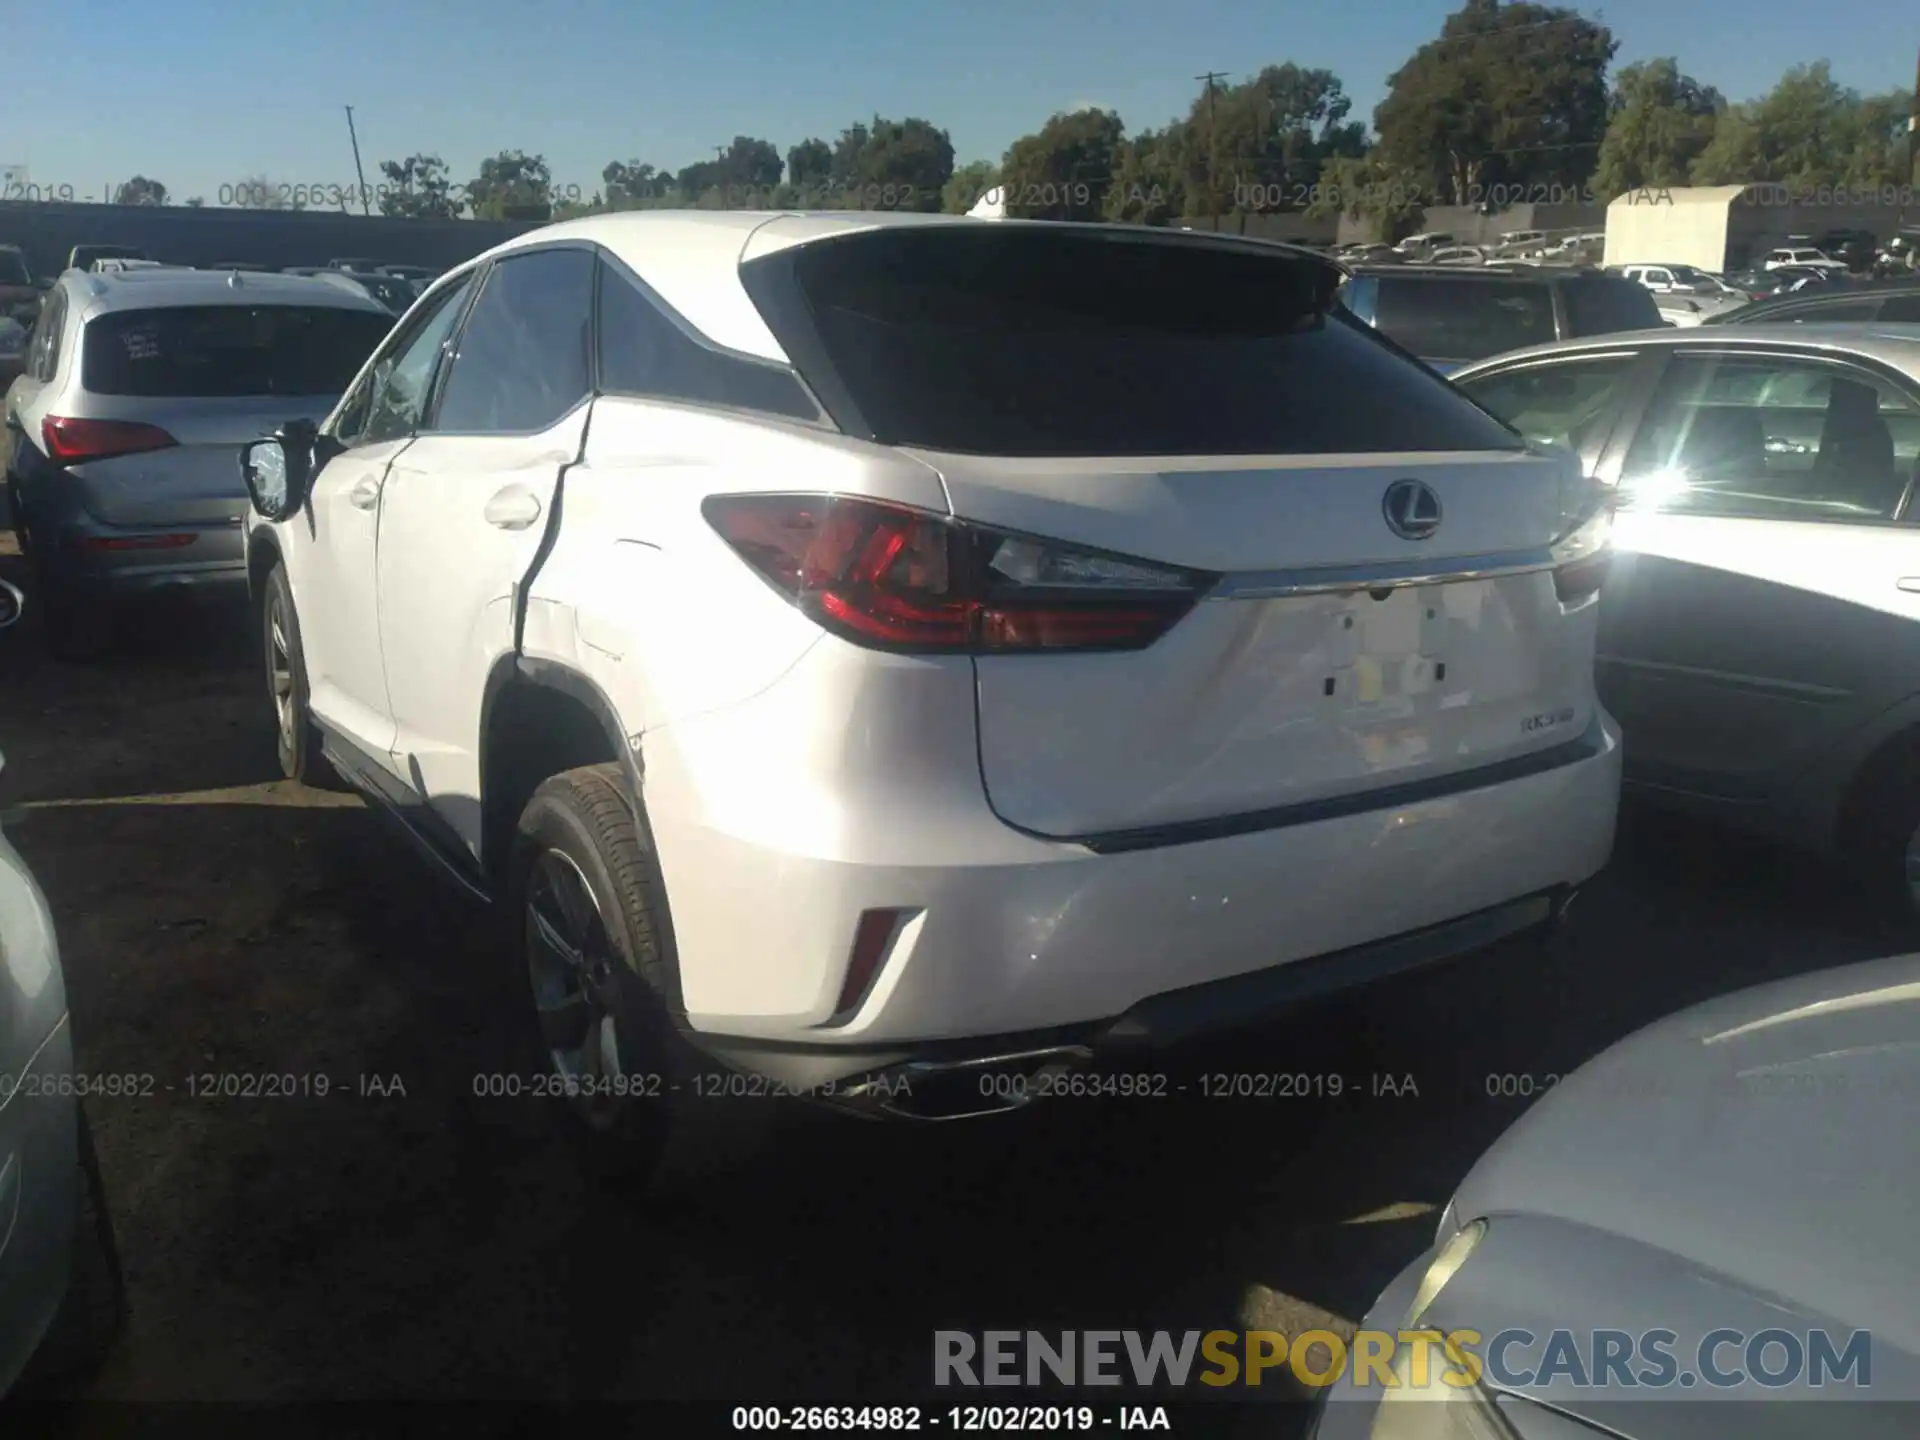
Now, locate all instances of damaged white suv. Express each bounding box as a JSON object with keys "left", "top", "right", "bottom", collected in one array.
[{"left": 240, "top": 211, "right": 1620, "bottom": 1178}]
